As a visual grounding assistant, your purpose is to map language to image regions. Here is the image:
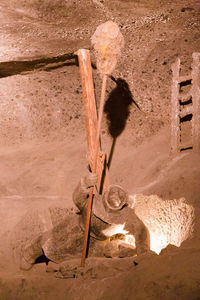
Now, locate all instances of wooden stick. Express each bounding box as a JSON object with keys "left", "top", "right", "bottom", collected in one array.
[
  {"left": 171, "top": 58, "right": 180, "bottom": 154},
  {"left": 93, "top": 75, "right": 107, "bottom": 171},
  {"left": 75, "top": 49, "right": 109, "bottom": 192},
  {"left": 191, "top": 53, "right": 200, "bottom": 152},
  {"left": 81, "top": 74, "right": 107, "bottom": 267},
  {"left": 75, "top": 49, "right": 108, "bottom": 266},
  {"left": 75, "top": 49, "right": 97, "bottom": 157}
]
